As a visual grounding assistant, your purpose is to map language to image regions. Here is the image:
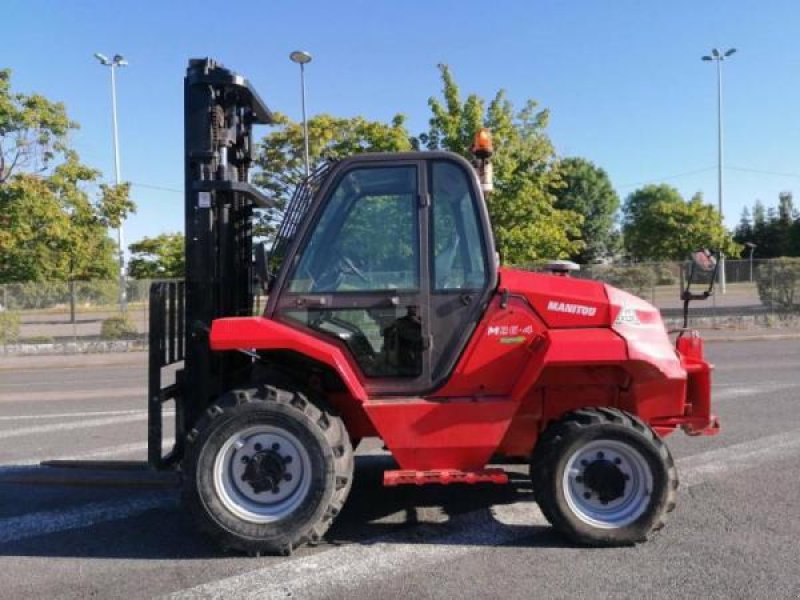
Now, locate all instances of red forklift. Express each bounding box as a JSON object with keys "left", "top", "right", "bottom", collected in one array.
[{"left": 140, "top": 59, "right": 721, "bottom": 555}]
